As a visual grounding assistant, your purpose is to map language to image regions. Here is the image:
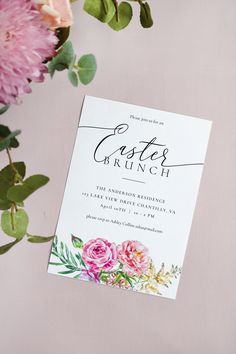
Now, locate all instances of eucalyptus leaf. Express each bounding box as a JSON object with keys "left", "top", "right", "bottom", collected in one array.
[
  {"left": 0, "top": 239, "right": 20, "bottom": 255},
  {"left": 0, "top": 198, "right": 11, "bottom": 210},
  {"left": 140, "top": 2, "right": 153, "bottom": 28},
  {"left": 68, "top": 70, "right": 79, "bottom": 87},
  {"left": 27, "top": 235, "right": 54, "bottom": 243},
  {"left": 53, "top": 63, "right": 68, "bottom": 71},
  {"left": 0, "top": 105, "right": 10, "bottom": 115},
  {"left": 77, "top": 54, "right": 97, "bottom": 85},
  {"left": 1, "top": 209, "right": 29, "bottom": 238},
  {"left": 83, "top": 0, "right": 116, "bottom": 23},
  {"left": 69, "top": 55, "right": 76, "bottom": 71},
  {"left": 0, "top": 125, "right": 21, "bottom": 151},
  {"left": 0, "top": 137, "right": 12, "bottom": 152},
  {"left": 0, "top": 162, "right": 26, "bottom": 200},
  {"left": 48, "top": 41, "right": 75, "bottom": 77},
  {"left": 7, "top": 174, "right": 49, "bottom": 203},
  {"left": 108, "top": 2, "right": 133, "bottom": 31}
]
